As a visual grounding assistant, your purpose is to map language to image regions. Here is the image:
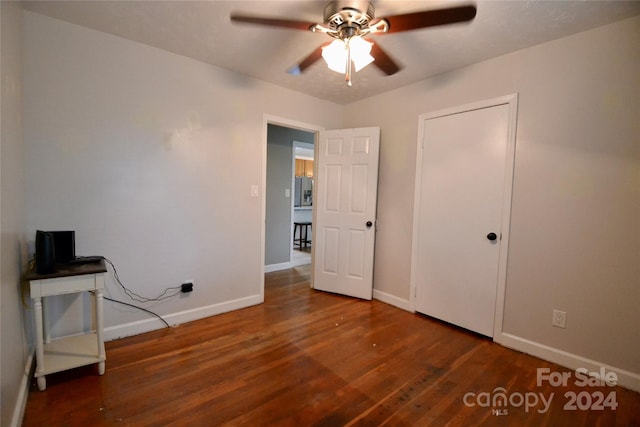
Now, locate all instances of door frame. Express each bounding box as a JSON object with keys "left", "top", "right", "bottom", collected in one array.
[
  {"left": 409, "top": 93, "right": 519, "bottom": 339},
  {"left": 261, "top": 114, "right": 324, "bottom": 301}
]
